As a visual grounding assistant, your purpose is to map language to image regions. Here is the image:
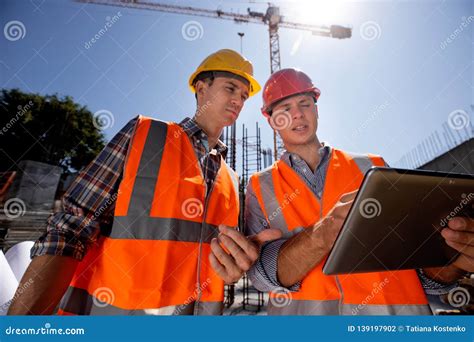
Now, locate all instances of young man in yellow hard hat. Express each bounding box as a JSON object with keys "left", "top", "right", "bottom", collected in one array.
[
  {"left": 8, "top": 49, "right": 280, "bottom": 315},
  {"left": 245, "top": 68, "right": 472, "bottom": 315}
]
